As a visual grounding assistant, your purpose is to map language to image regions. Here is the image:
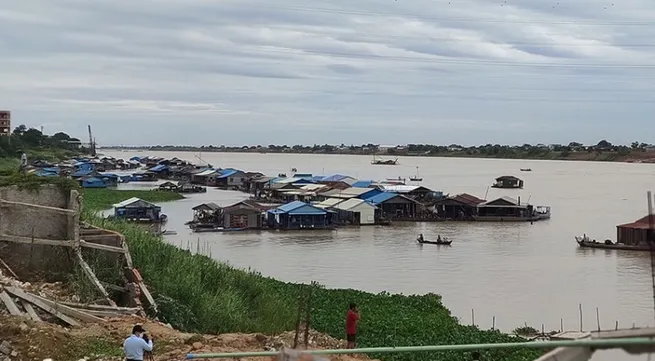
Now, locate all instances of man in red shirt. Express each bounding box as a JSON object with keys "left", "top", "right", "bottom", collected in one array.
[{"left": 346, "top": 303, "right": 360, "bottom": 349}]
